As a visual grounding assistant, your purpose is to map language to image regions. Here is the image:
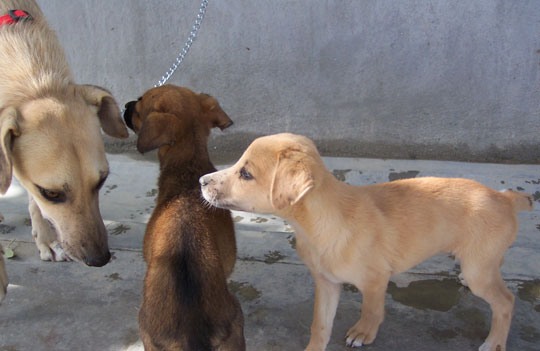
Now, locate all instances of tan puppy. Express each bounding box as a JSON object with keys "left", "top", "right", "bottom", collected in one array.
[
  {"left": 124, "top": 85, "right": 245, "bottom": 351},
  {"left": 200, "top": 133, "right": 534, "bottom": 351},
  {"left": 0, "top": 0, "right": 128, "bottom": 303}
]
